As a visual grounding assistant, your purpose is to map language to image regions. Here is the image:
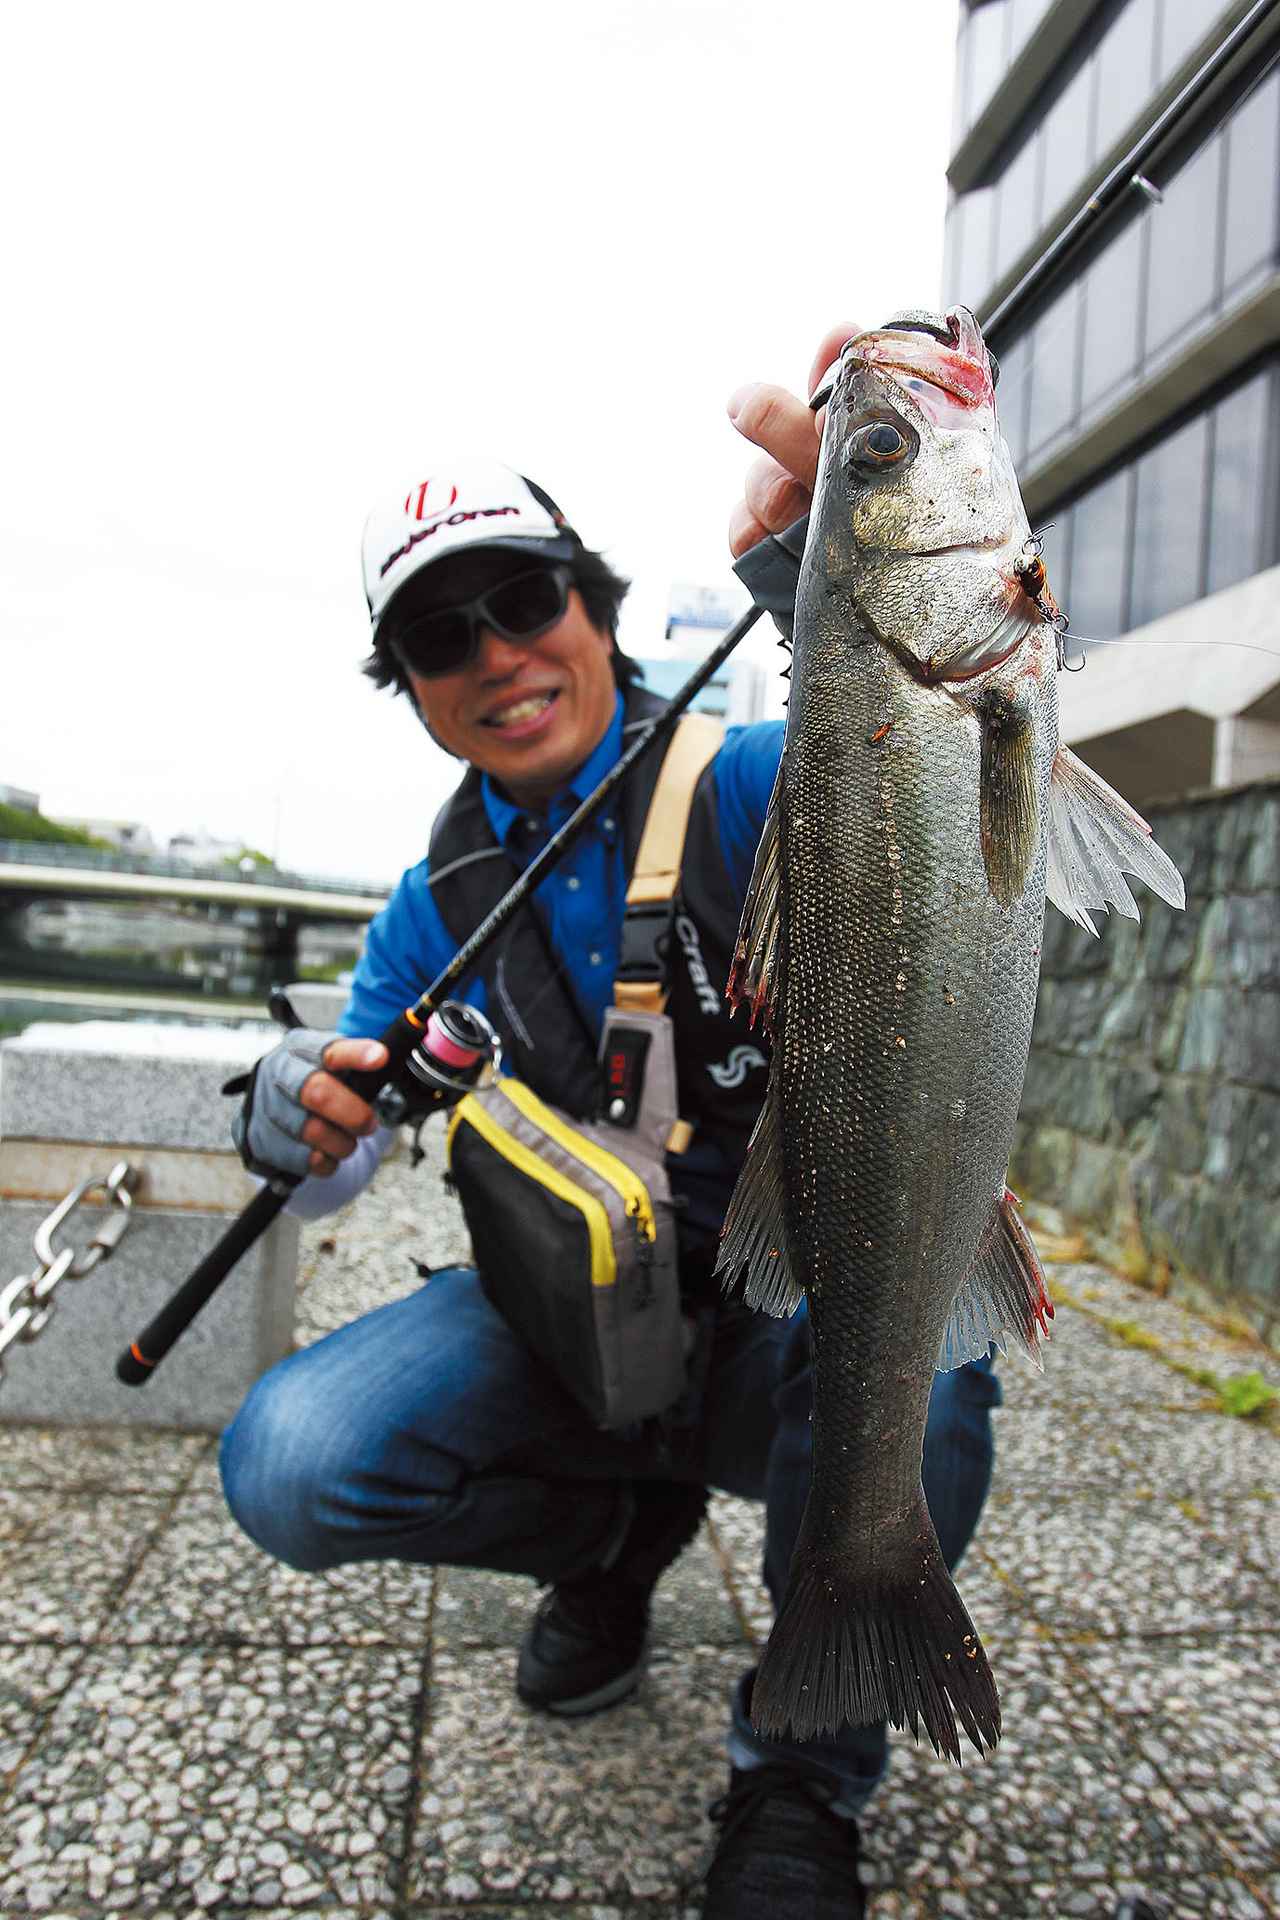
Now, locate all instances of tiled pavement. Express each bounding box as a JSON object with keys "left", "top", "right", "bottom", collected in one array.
[{"left": 1, "top": 1143, "right": 1277, "bottom": 1920}]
